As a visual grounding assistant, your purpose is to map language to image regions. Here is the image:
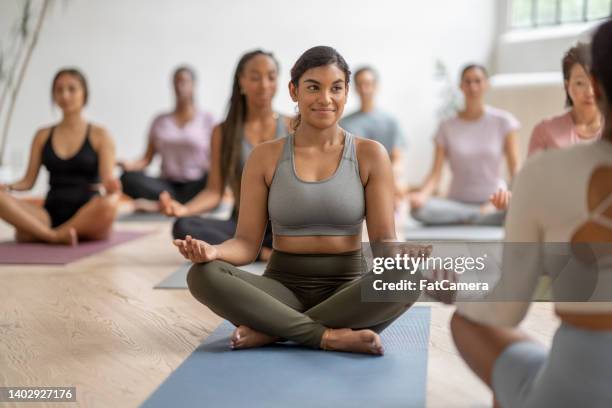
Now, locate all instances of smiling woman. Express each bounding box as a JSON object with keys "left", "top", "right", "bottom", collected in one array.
[
  {"left": 173, "top": 46, "right": 418, "bottom": 355},
  {"left": 288, "top": 46, "right": 351, "bottom": 131}
]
